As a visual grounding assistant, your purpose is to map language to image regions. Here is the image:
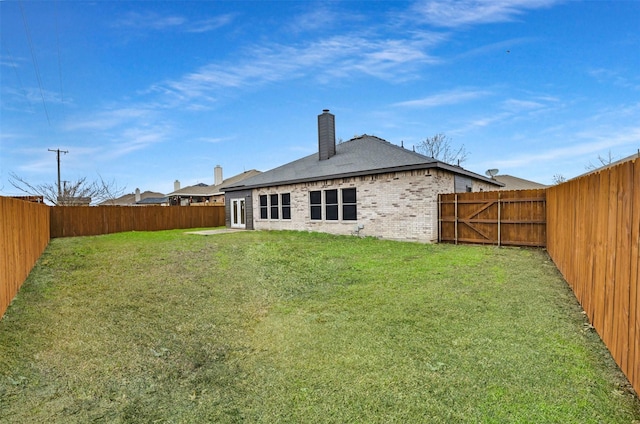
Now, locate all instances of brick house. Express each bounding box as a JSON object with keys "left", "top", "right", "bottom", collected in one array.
[{"left": 223, "top": 110, "right": 502, "bottom": 242}]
